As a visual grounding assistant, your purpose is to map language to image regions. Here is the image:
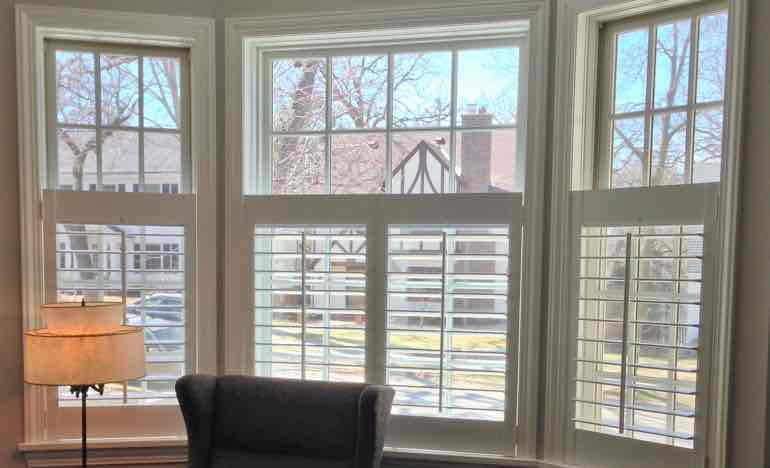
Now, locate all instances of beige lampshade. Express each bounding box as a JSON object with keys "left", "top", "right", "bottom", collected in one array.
[{"left": 24, "top": 302, "right": 146, "bottom": 386}]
